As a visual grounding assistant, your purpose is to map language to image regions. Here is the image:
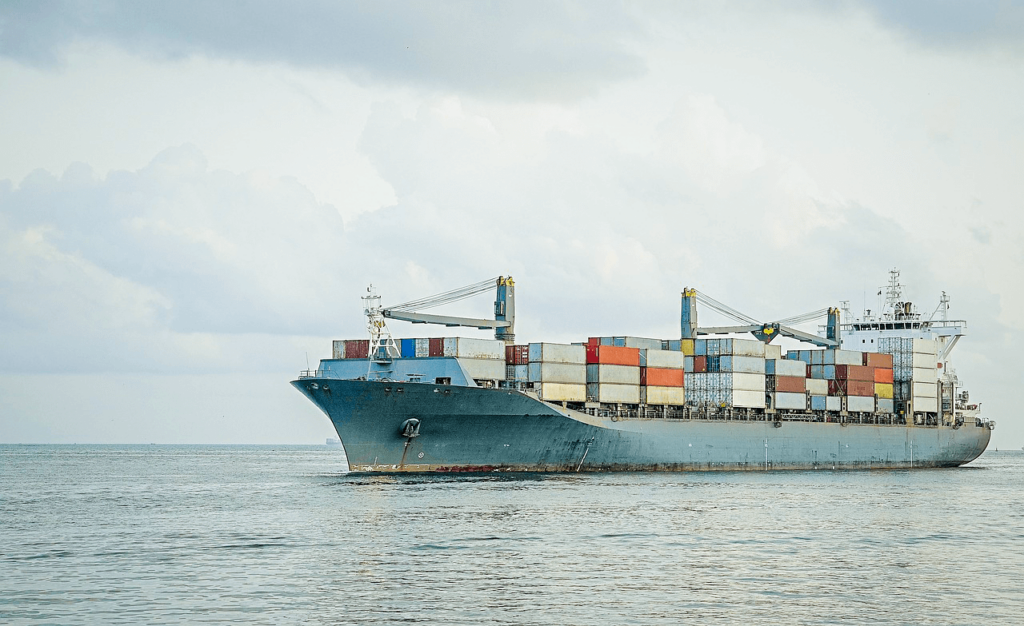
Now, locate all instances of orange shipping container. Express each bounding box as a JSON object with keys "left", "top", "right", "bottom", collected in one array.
[
  {"left": 836, "top": 365, "right": 874, "bottom": 381},
  {"left": 642, "top": 367, "right": 684, "bottom": 387},
  {"left": 863, "top": 352, "right": 894, "bottom": 368},
  {"left": 775, "top": 376, "right": 806, "bottom": 393},
  {"left": 586, "top": 344, "right": 640, "bottom": 366},
  {"left": 874, "top": 368, "right": 894, "bottom": 383}
]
